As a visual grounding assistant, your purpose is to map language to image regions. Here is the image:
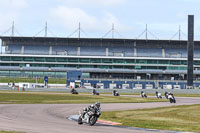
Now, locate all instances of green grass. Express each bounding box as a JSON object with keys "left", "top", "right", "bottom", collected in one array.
[
  {"left": 0, "top": 131, "right": 24, "bottom": 133},
  {"left": 101, "top": 104, "right": 200, "bottom": 132},
  {"left": 173, "top": 94, "right": 200, "bottom": 97},
  {"left": 0, "top": 77, "right": 66, "bottom": 84},
  {"left": 0, "top": 92, "right": 166, "bottom": 104}
]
